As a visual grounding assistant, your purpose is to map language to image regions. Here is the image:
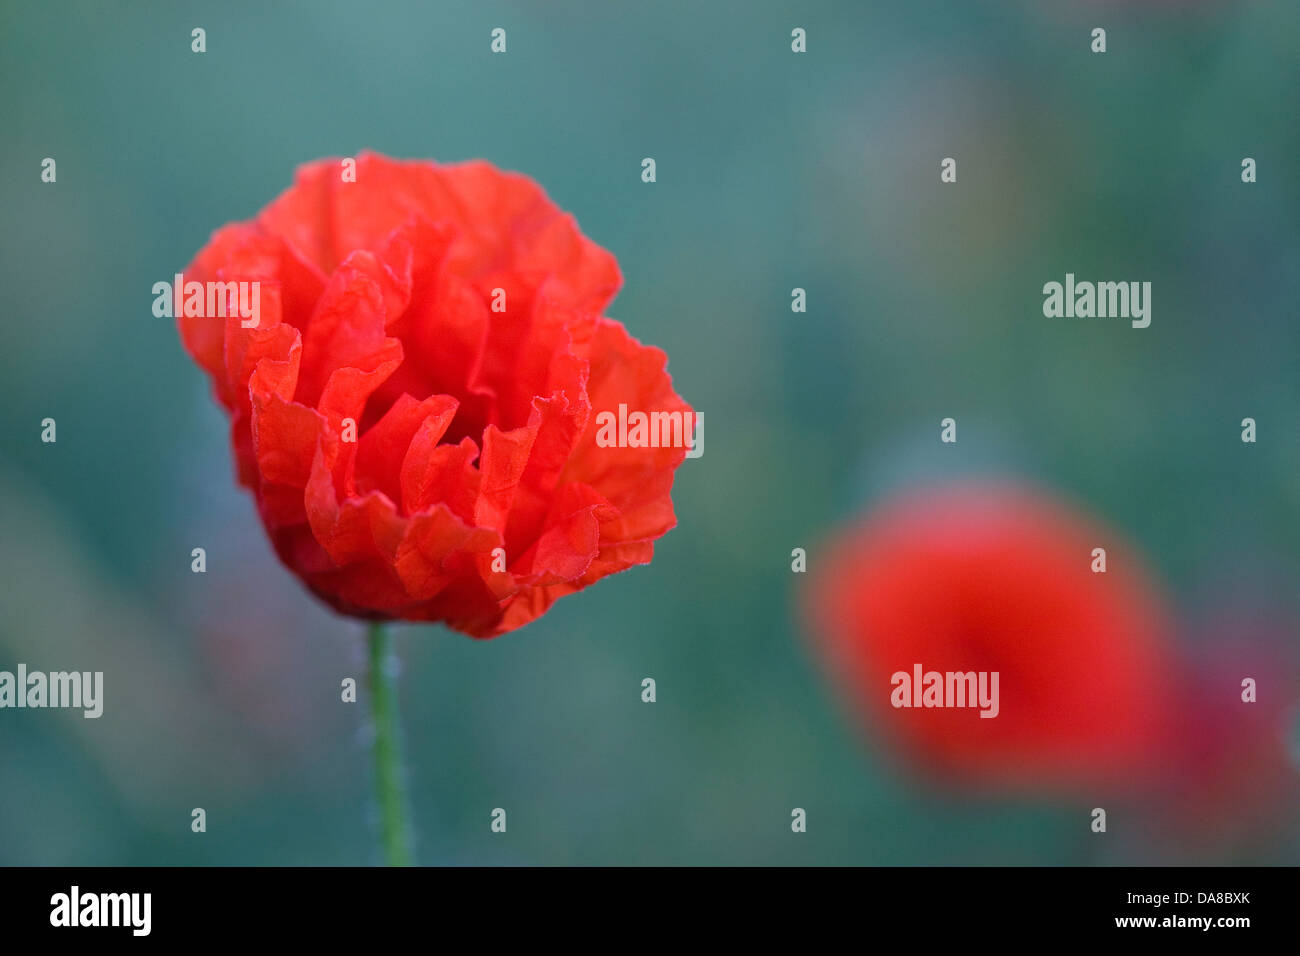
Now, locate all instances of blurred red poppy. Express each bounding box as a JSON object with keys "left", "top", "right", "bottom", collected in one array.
[
  {"left": 177, "top": 152, "right": 690, "bottom": 637},
  {"left": 807, "top": 482, "right": 1178, "bottom": 793},
  {"left": 1157, "top": 606, "right": 1300, "bottom": 843}
]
